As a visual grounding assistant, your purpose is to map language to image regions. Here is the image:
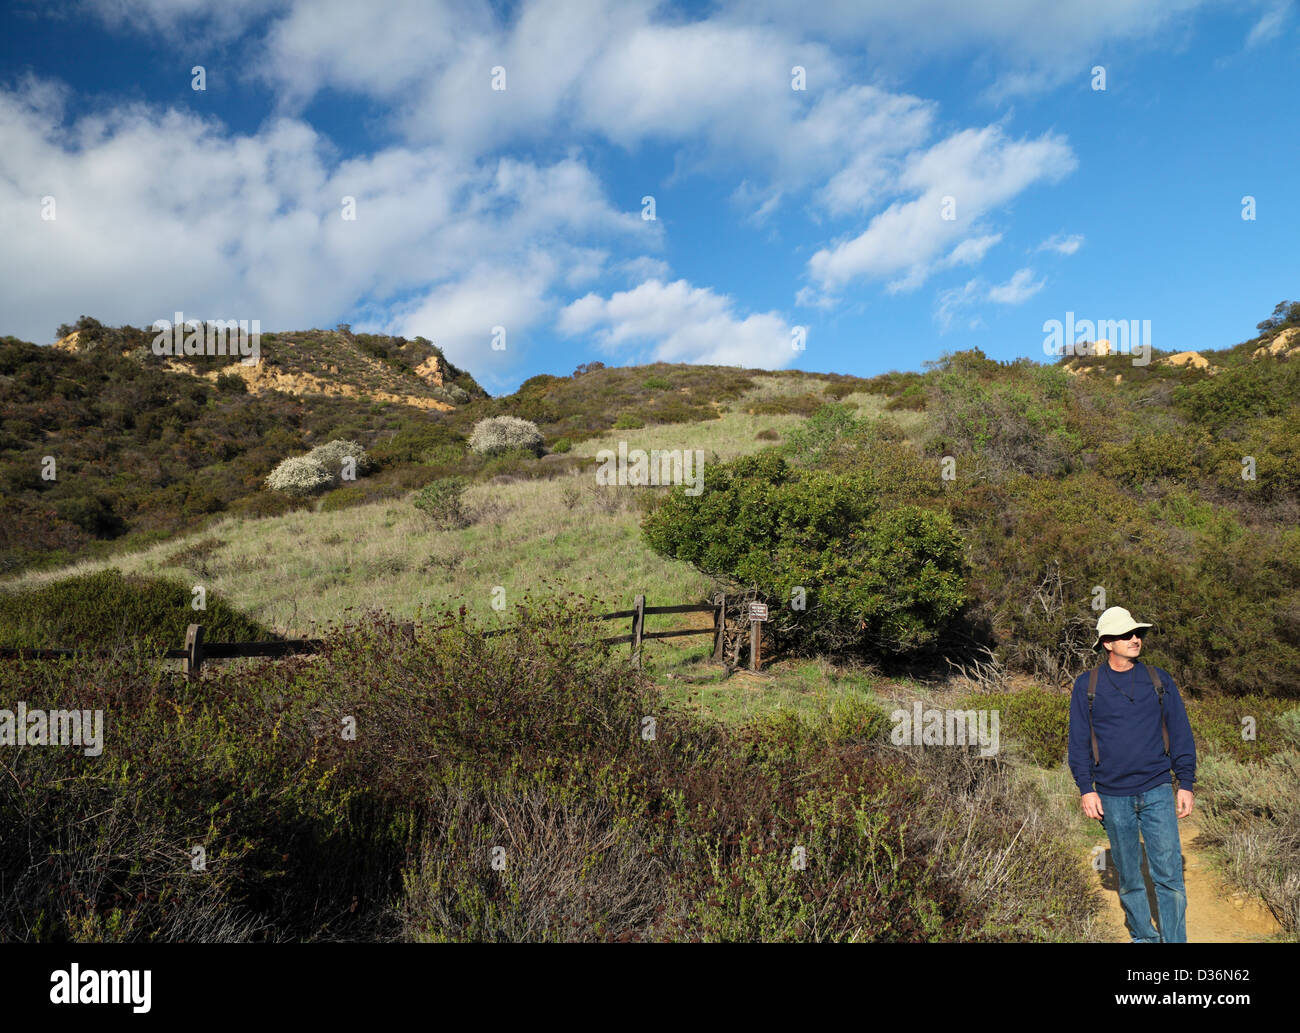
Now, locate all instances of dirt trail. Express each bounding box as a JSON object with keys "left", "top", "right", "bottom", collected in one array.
[{"left": 1093, "top": 816, "right": 1281, "bottom": 942}]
